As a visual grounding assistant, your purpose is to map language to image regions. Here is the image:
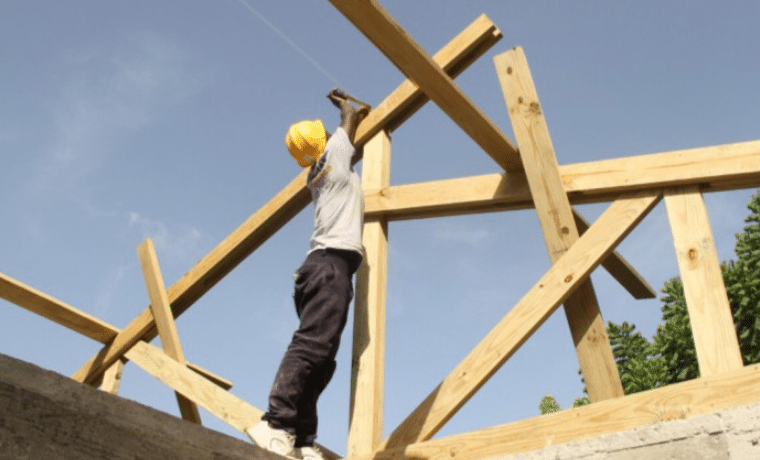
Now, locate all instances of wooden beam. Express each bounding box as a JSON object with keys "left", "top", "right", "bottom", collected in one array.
[
  {"left": 125, "top": 341, "right": 341, "bottom": 460},
  {"left": 0, "top": 270, "right": 119, "bottom": 344},
  {"left": 72, "top": 15, "right": 502, "bottom": 385},
  {"left": 355, "top": 363, "right": 760, "bottom": 460},
  {"left": 187, "top": 362, "right": 234, "bottom": 391},
  {"left": 382, "top": 191, "right": 661, "bottom": 448},
  {"left": 137, "top": 239, "right": 202, "bottom": 425},
  {"left": 363, "top": 140, "right": 760, "bottom": 220},
  {"left": 496, "top": 46, "right": 623, "bottom": 403},
  {"left": 349, "top": 131, "right": 390, "bottom": 456},
  {"left": 98, "top": 358, "right": 125, "bottom": 395},
  {"left": 327, "top": 0, "right": 522, "bottom": 172},
  {"left": 665, "top": 187, "right": 743, "bottom": 376},
  {"left": 572, "top": 210, "right": 655, "bottom": 299}
]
